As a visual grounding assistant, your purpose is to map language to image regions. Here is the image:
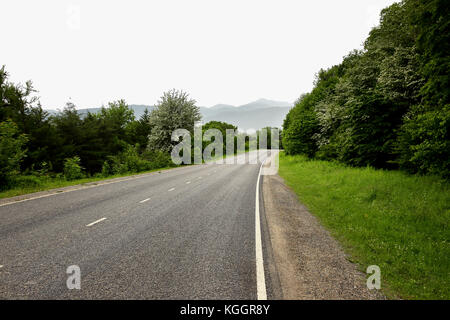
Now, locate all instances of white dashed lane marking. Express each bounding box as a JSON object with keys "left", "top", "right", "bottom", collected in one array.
[
  {"left": 139, "top": 198, "right": 151, "bottom": 203},
  {"left": 168, "top": 188, "right": 175, "bottom": 192},
  {"left": 86, "top": 217, "right": 107, "bottom": 227}
]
